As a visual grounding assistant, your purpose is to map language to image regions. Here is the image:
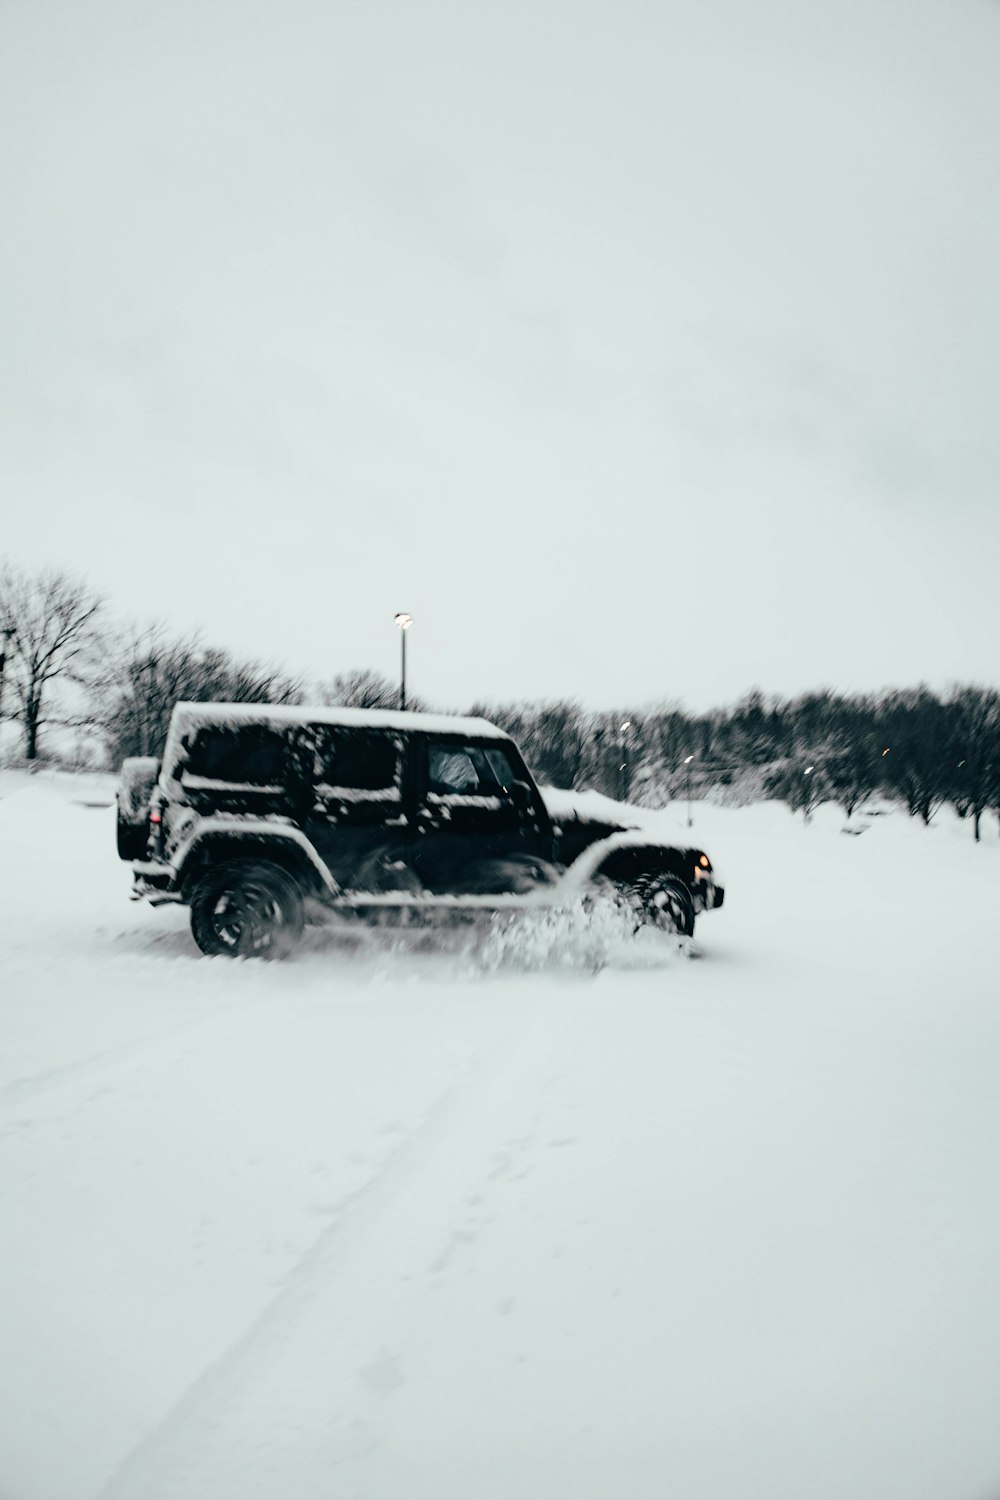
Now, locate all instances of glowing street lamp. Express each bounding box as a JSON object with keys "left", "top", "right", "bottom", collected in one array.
[{"left": 393, "top": 612, "right": 412, "bottom": 711}]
